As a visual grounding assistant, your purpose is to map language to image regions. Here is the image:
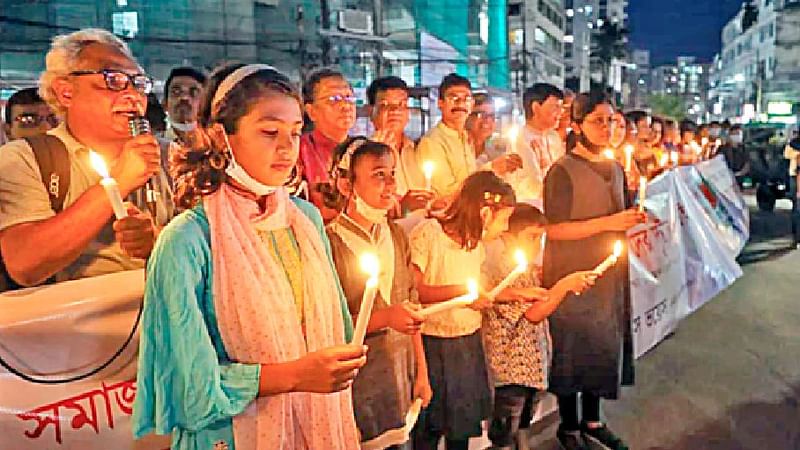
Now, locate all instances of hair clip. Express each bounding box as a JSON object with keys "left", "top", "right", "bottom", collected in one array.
[
  {"left": 483, "top": 191, "right": 503, "bottom": 204},
  {"left": 335, "top": 137, "right": 369, "bottom": 173}
]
